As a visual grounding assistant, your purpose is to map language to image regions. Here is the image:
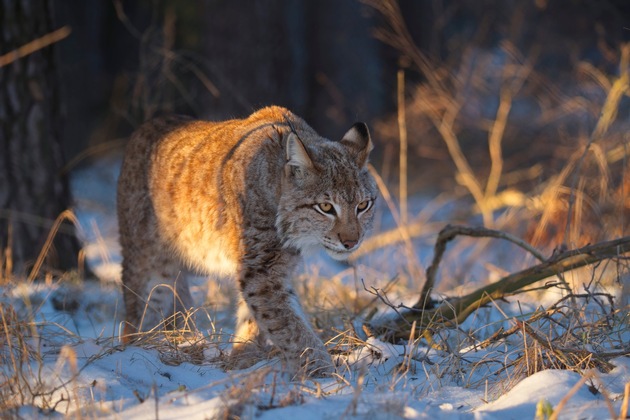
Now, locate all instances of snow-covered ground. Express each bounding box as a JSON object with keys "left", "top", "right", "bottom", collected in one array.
[{"left": 1, "top": 155, "right": 629, "bottom": 419}]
